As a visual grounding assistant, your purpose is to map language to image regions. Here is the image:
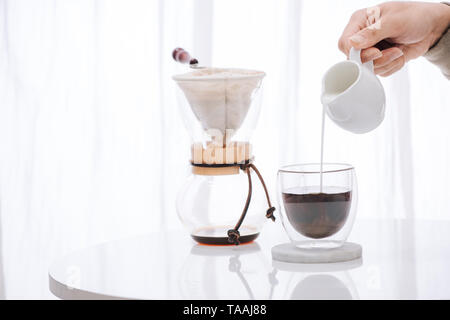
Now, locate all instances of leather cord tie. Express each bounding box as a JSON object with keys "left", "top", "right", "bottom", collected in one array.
[
  {"left": 266, "top": 207, "right": 276, "bottom": 222},
  {"left": 227, "top": 229, "right": 241, "bottom": 246},
  {"left": 227, "top": 162, "right": 276, "bottom": 246}
]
